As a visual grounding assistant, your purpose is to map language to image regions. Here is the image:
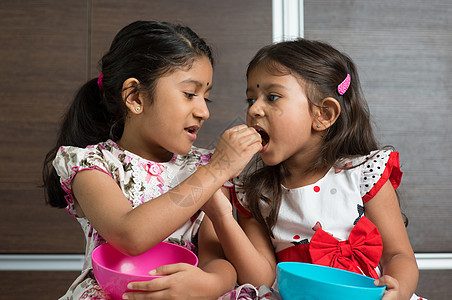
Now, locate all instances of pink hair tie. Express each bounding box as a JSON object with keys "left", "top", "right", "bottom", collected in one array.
[
  {"left": 97, "top": 73, "right": 104, "bottom": 91},
  {"left": 337, "top": 73, "right": 351, "bottom": 95}
]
